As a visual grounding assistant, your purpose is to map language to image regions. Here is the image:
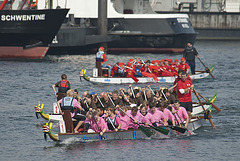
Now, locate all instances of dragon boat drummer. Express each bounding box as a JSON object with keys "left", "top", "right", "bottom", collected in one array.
[
  {"left": 57, "top": 89, "right": 85, "bottom": 133},
  {"left": 52, "top": 74, "right": 71, "bottom": 101},
  {"left": 95, "top": 46, "right": 111, "bottom": 77}
]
